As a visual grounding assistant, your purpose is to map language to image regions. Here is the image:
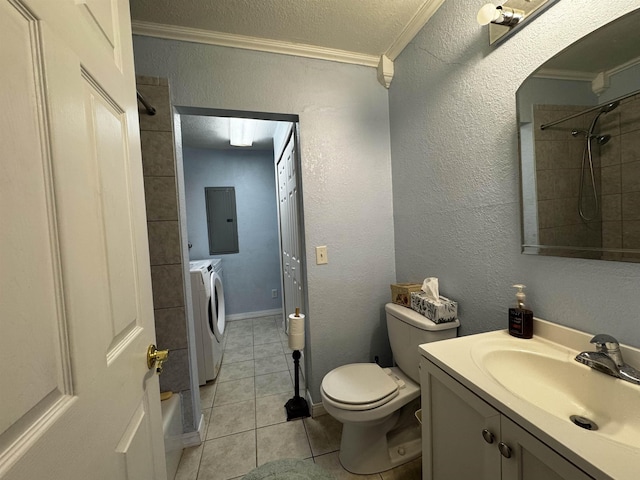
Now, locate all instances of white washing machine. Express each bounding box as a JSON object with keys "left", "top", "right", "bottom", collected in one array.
[{"left": 189, "top": 259, "right": 226, "bottom": 385}]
